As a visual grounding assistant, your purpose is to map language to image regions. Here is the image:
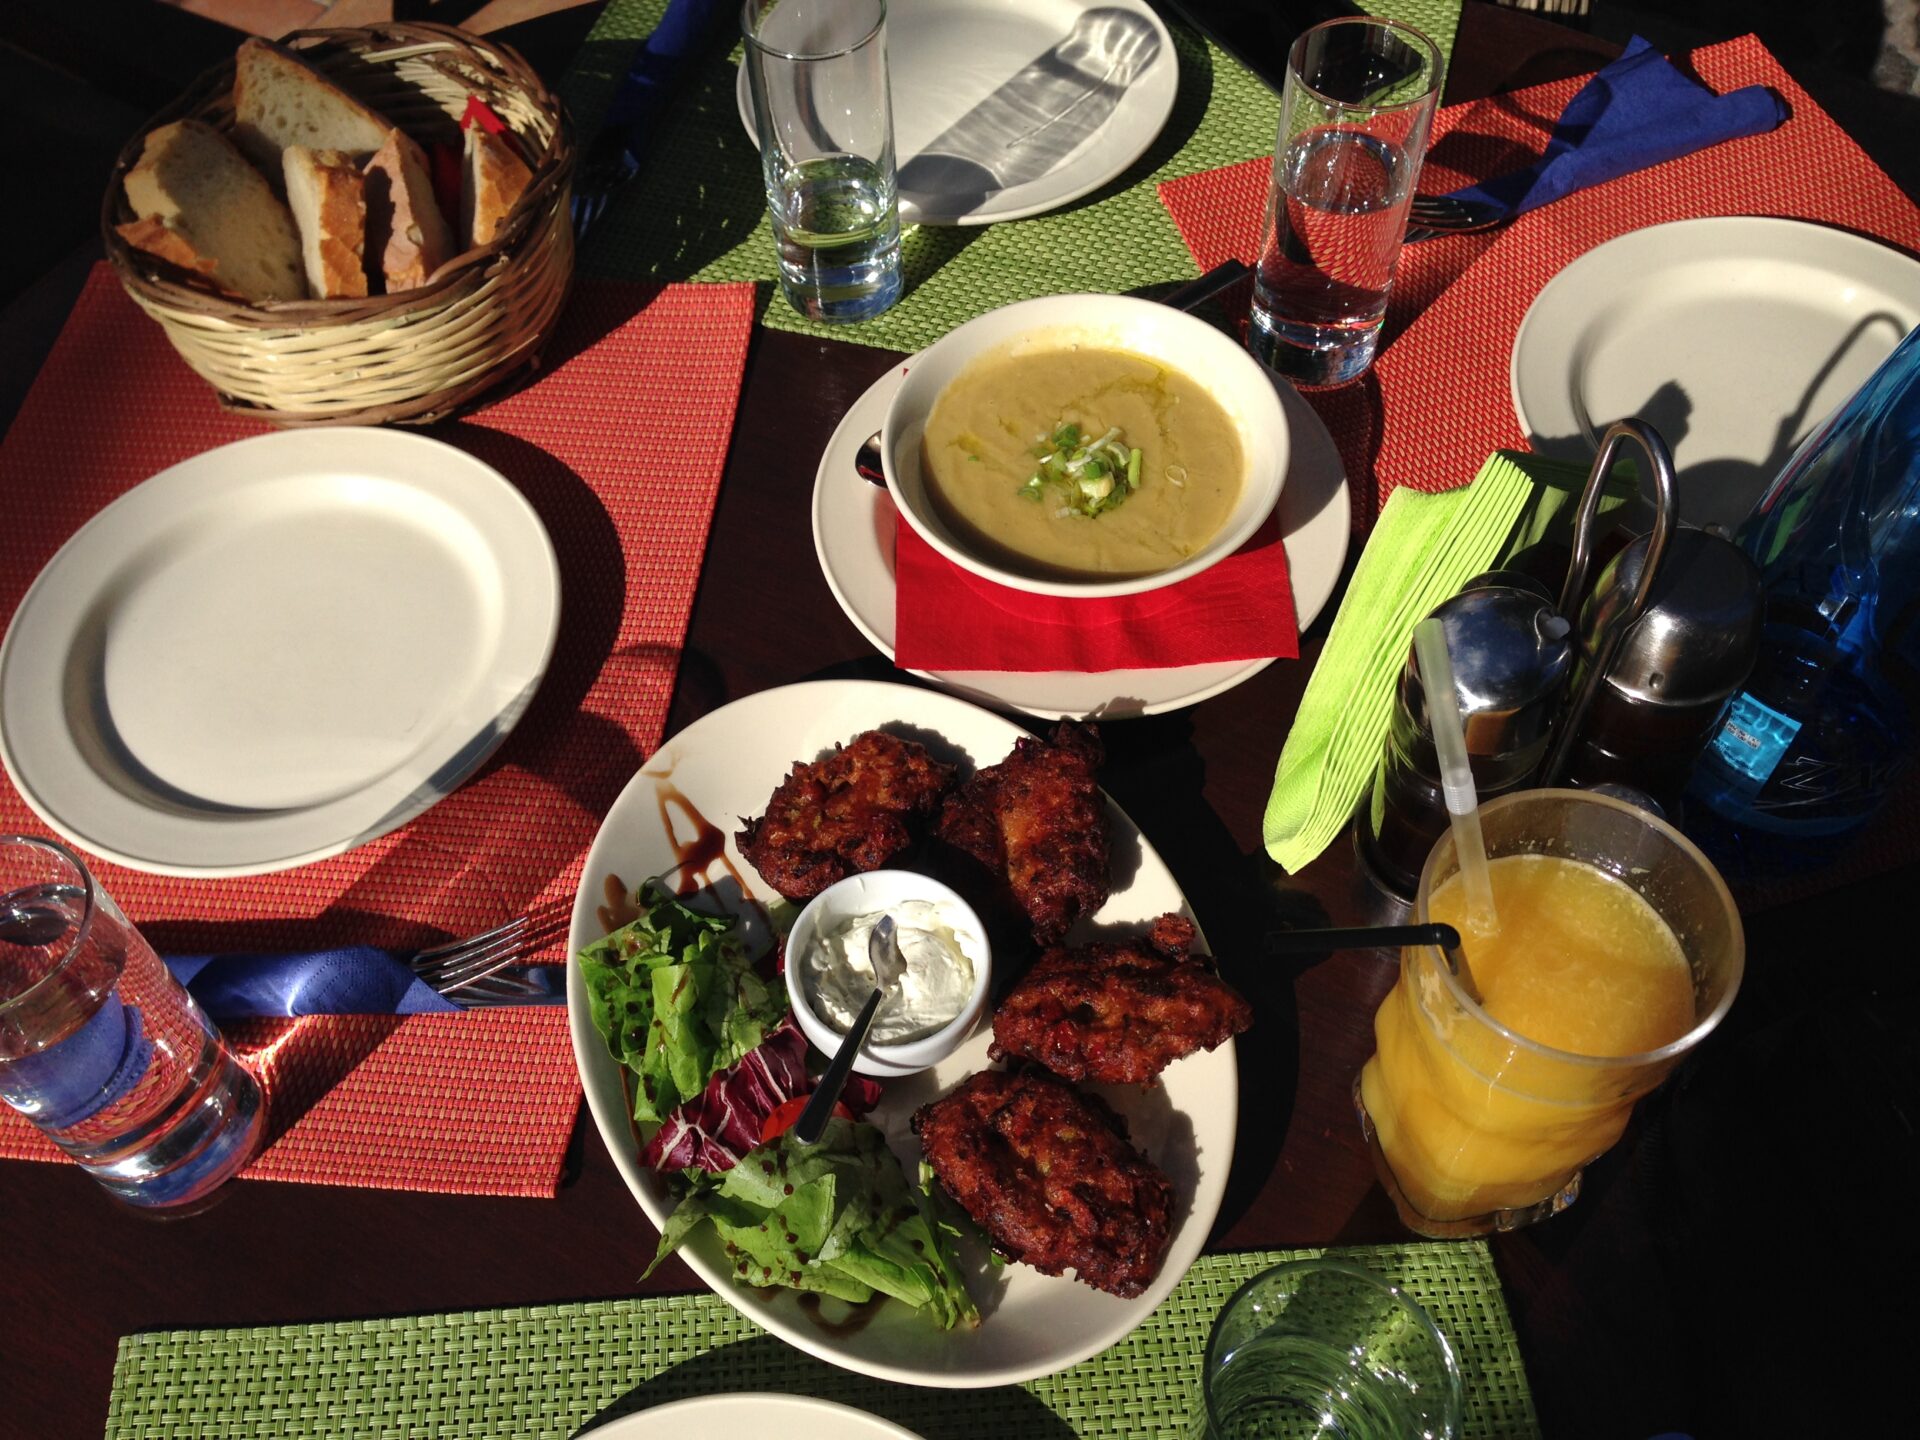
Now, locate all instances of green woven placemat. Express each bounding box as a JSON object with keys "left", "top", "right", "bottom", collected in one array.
[
  {"left": 559, "top": 1, "right": 1462, "bottom": 353},
  {"left": 104, "top": 1244, "right": 1537, "bottom": 1439}
]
